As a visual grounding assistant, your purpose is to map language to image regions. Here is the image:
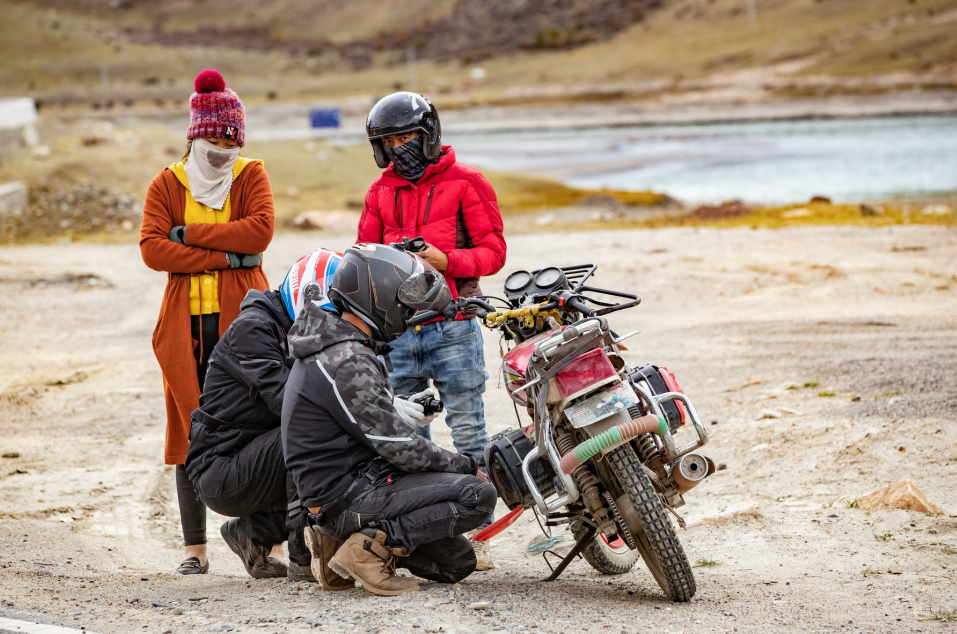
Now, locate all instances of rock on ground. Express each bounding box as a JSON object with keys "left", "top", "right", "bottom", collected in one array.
[{"left": 857, "top": 479, "right": 944, "bottom": 514}]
